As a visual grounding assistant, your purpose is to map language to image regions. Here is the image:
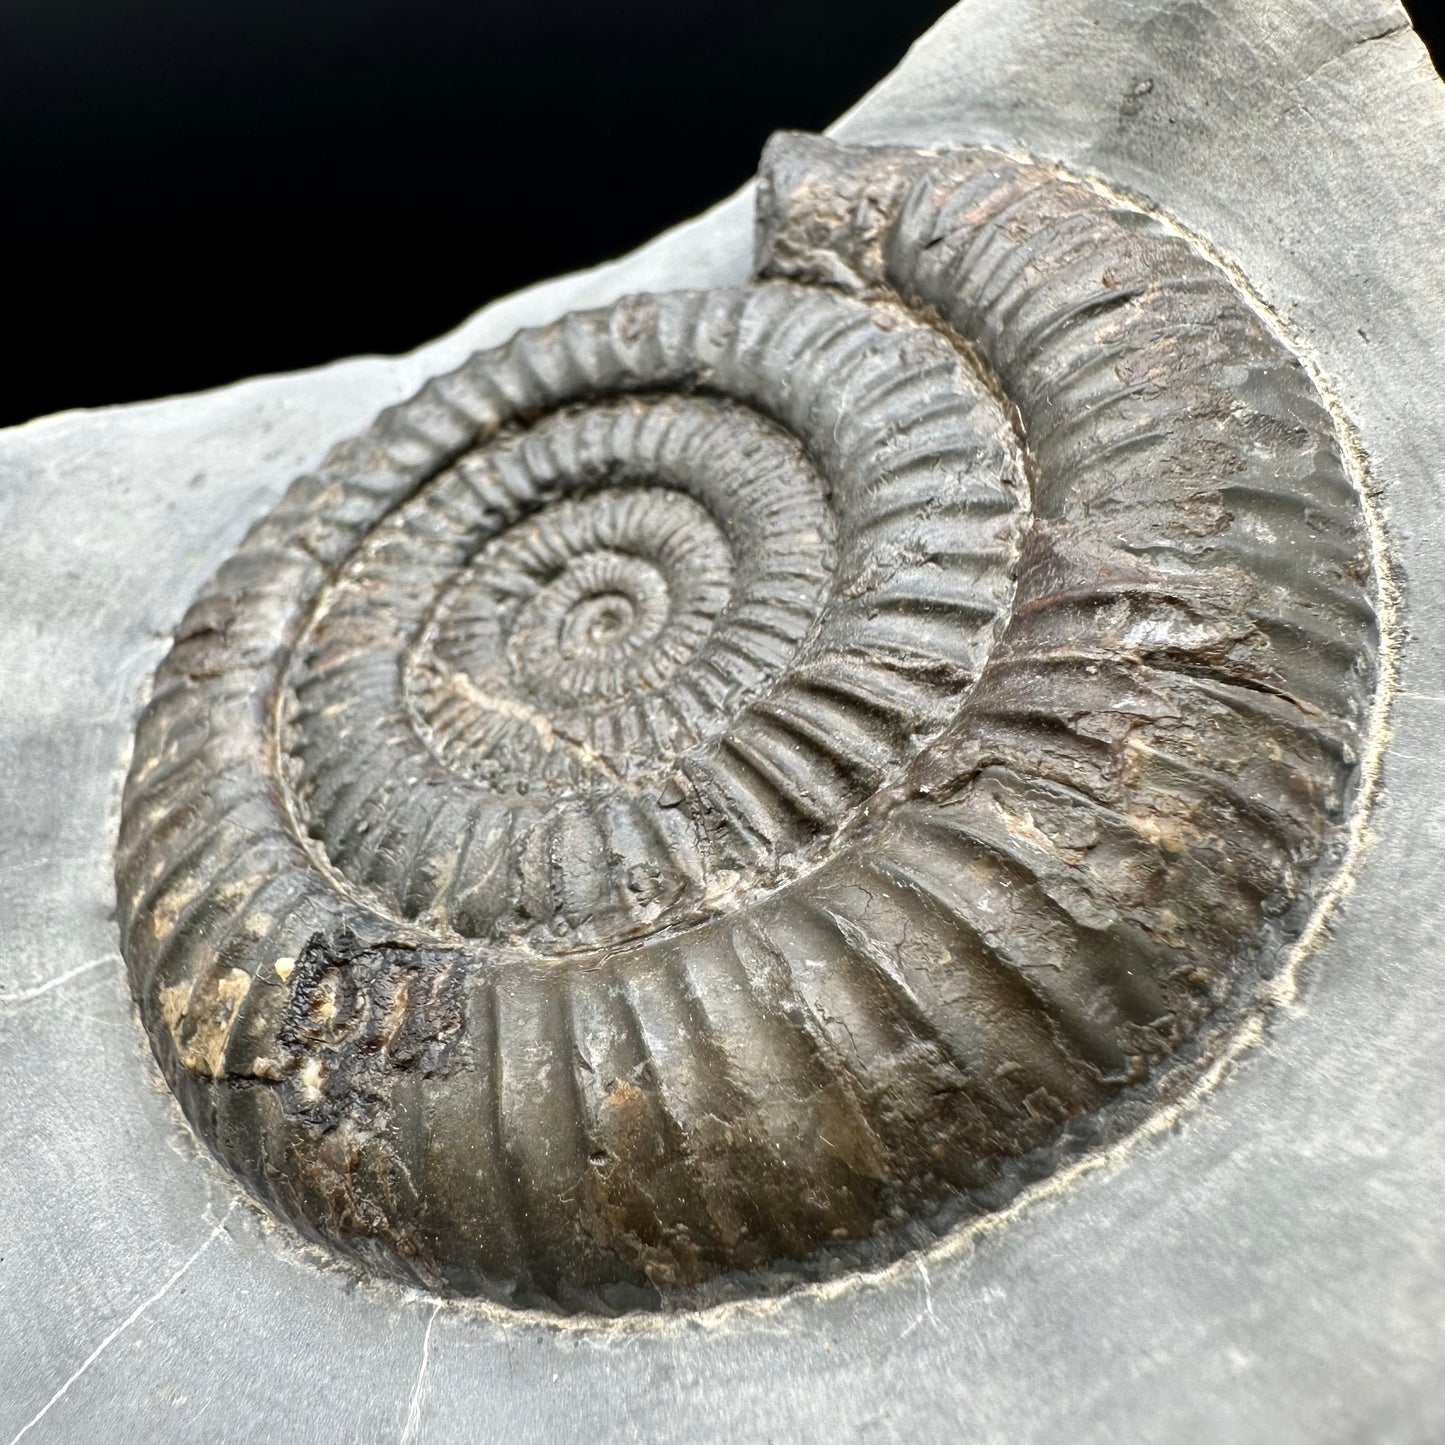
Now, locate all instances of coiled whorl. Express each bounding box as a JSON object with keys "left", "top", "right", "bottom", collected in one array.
[{"left": 117, "top": 134, "right": 1379, "bottom": 1312}]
